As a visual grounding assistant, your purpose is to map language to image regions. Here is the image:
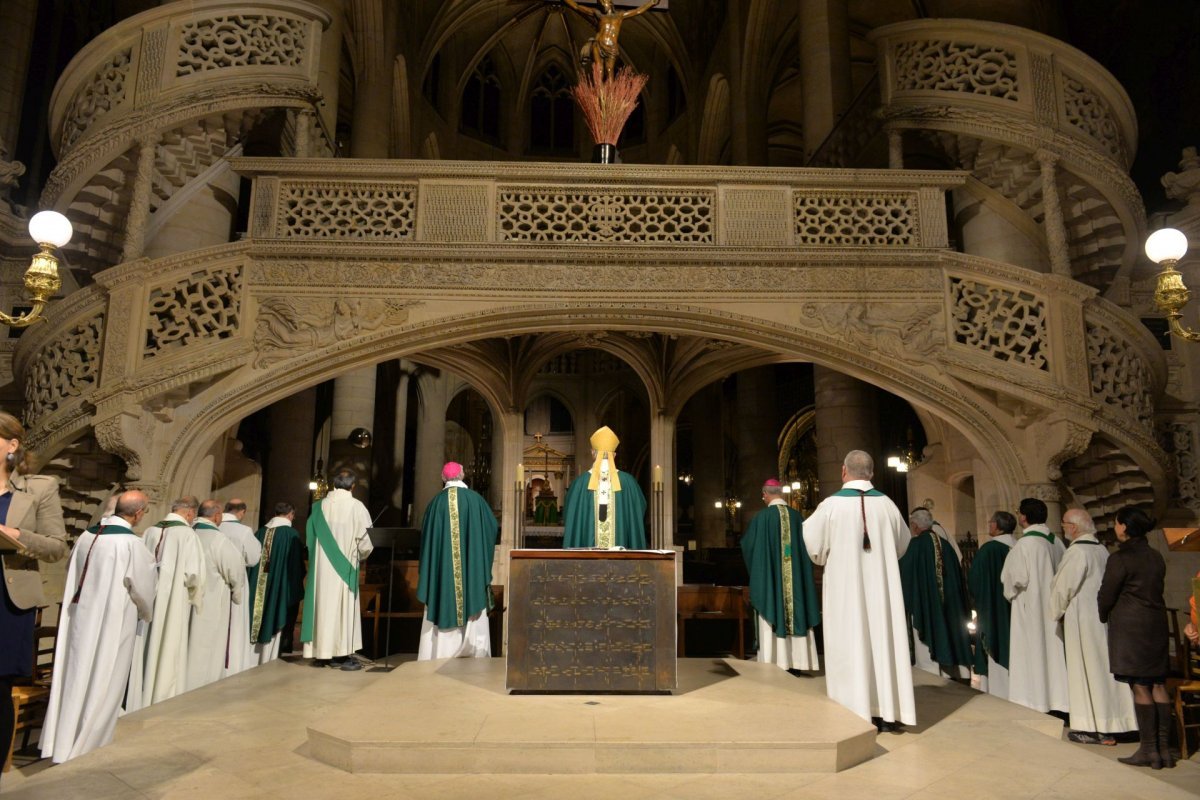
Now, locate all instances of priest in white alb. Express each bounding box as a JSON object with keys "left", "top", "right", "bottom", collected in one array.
[
  {"left": 302, "top": 469, "right": 374, "bottom": 670},
  {"left": 42, "top": 491, "right": 156, "bottom": 764},
  {"left": 803, "top": 450, "right": 915, "bottom": 730},
  {"left": 1050, "top": 508, "right": 1136, "bottom": 744},
  {"left": 187, "top": 500, "right": 246, "bottom": 691},
  {"left": 219, "top": 498, "right": 261, "bottom": 674},
  {"left": 1001, "top": 497, "right": 1070, "bottom": 715},
  {"left": 129, "top": 496, "right": 205, "bottom": 710}
]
